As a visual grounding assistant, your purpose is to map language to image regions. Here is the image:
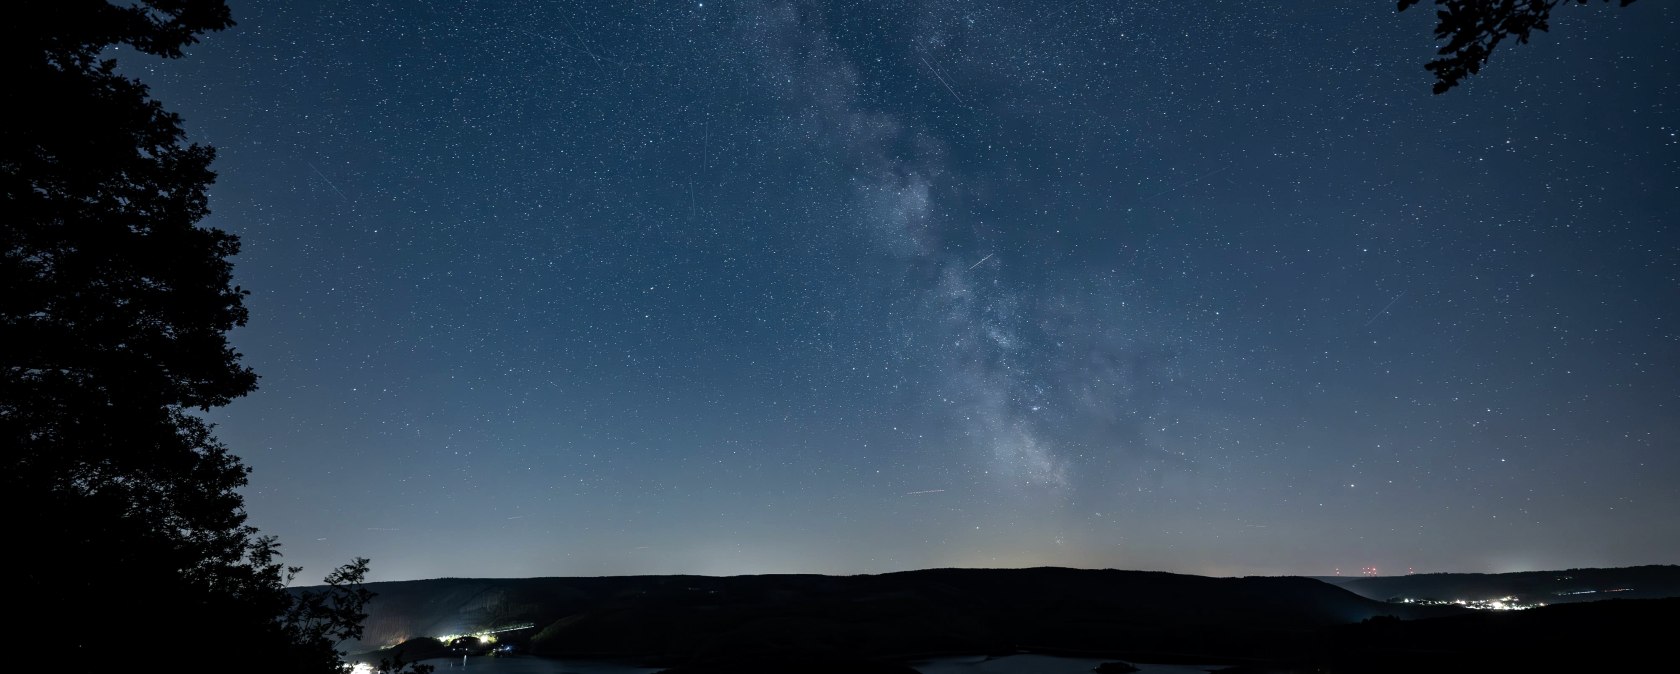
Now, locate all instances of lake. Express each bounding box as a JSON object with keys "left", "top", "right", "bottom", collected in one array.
[
  {"left": 912, "top": 655, "right": 1223, "bottom": 674},
  {"left": 398, "top": 654, "right": 1225, "bottom": 674},
  {"left": 406, "top": 656, "right": 662, "bottom": 673}
]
